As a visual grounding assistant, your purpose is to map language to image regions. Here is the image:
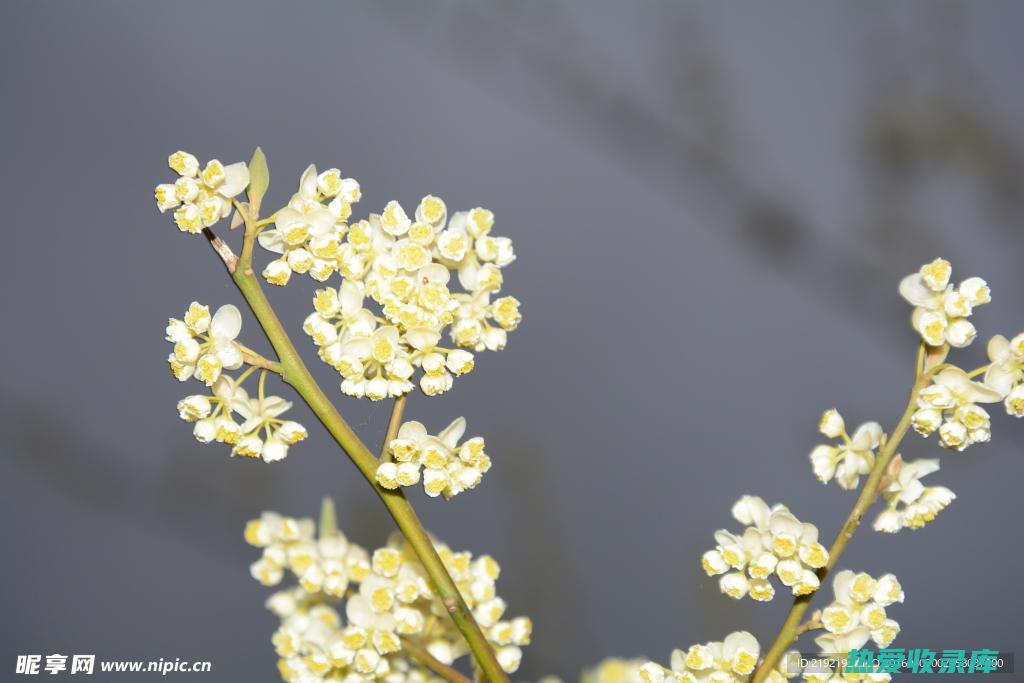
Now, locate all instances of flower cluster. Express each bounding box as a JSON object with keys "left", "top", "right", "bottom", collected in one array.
[
  {"left": 898, "top": 258, "right": 989, "bottom": 348},
  {"left": 257, "top": 164, "right": 362, "bottom": 284},
  {"left": 375, "top": 418, "right": 492, "bottom": 499},
  {"left": 166, "top": 302, "right": 306, "bottom": 461},
  {"left": 638, "top": 631, "right": 793, "bottom": 683},
  {"left": 986, "top": 333, "right": 1024, "bottom": 417},
  {"left": 814, "top": 571, "right": 904, "bottom": 654},
  {"left": 810, "top": 410, "right": 884, "bottom": 490},
  {"left": 260, "top": 165, "right": 520, "bottom": 400},
  {"left": 177, "top": 375, "right": 307, "bottom": 462},
  {"left": 166, "top": 302, "right": 244, "bottom": 385},
  {"left": 701, "top": 496, "right": 829, "bottom": 601},
  {"left": 910, "top": 368, "right": 1001, "bottom": 451},
  {"left": 154, "top": 151, "right": 250, "bottom": 233},
  {"left": 246, "top": 511, "right": 371, "bottom": 591},
  {"left": 303, "top": 280, "right": 477, "bottom": 400},
  {"left": 247, "top": 511, "right": 531, "bottom": 682},
  {"left": 873, "top": 459, "right": 954, "bottom": 533}
]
